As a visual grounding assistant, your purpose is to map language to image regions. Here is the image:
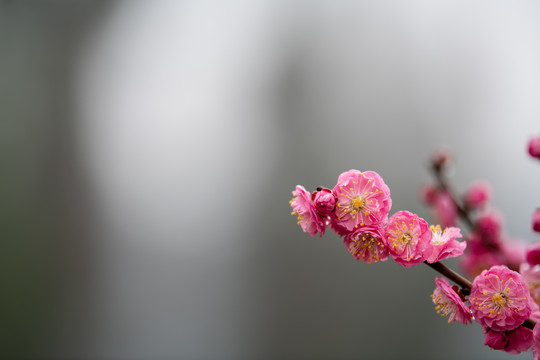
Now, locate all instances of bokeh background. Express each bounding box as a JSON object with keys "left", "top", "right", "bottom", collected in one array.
[{"left": 3, "top": 0, "right": 540, "bottom": 359}]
